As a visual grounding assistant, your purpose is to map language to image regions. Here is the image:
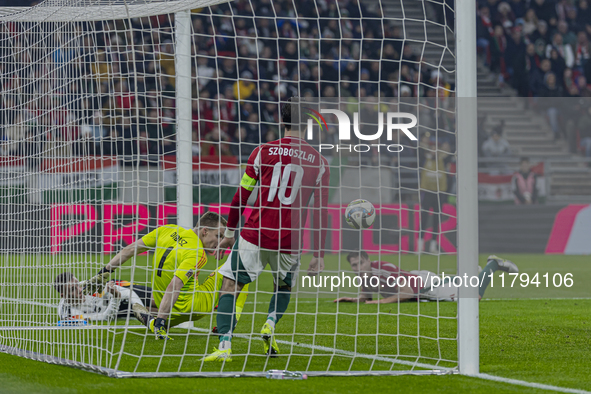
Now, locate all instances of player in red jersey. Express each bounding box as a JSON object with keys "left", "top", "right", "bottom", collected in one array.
[
  {"left": 204, "top": 97, "right": 330, "bottom": 362},
  {"left": 334, "top": 251, "right": 423, "bottom": 304},
  {"left": 335, "top": 251, "right": 518, "bottom": 304}
]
